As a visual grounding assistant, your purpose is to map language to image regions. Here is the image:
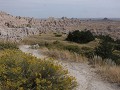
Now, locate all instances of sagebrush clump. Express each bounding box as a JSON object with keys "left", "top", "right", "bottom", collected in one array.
[{"left": 0, "top": 50, "right": 77, "bottom": 90}]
